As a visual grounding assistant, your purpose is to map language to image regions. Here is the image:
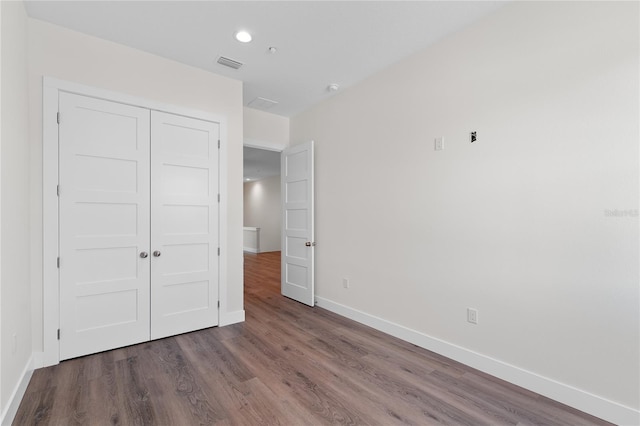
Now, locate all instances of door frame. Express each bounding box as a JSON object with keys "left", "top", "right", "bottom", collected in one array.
[
  {"left": 244, "top": 137, "right": 287, "bottom": 153},
  {"left": 242, "top": 138, "right": 316, "bottom": 306},
  {"left": 42, "top": 77, "right": 228, "bottom": 366},
  {"left": 242, "top": 137, "right": 285, "bottom": 255}
]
